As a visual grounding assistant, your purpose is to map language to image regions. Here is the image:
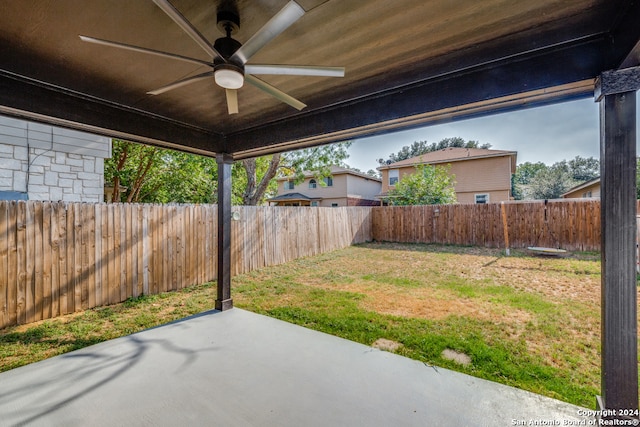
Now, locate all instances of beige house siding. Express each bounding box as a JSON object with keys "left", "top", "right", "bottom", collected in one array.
[
  {"left": 562, "top": 181, "right": 601, "bottom": 198},
  {"left": 318, "top": 197, "right": 346, "bottom": 207},
  {"left": 273, "top": 167, "right": 382, "bottom": 207},
  {"left": 450, "top": 156, "right": 513, "bottom": 194},
  {"left": 455, "top": 190, "right": 510, "bottom": 204},
  {"left": 346, "top": 174, "right": 382, "bottom": 199},
  {"left": 279, "top": 174, "right": 347, "bottom": 200},
  {"left": 380, "top": 150, "right": 515, "bottom": 204}
]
